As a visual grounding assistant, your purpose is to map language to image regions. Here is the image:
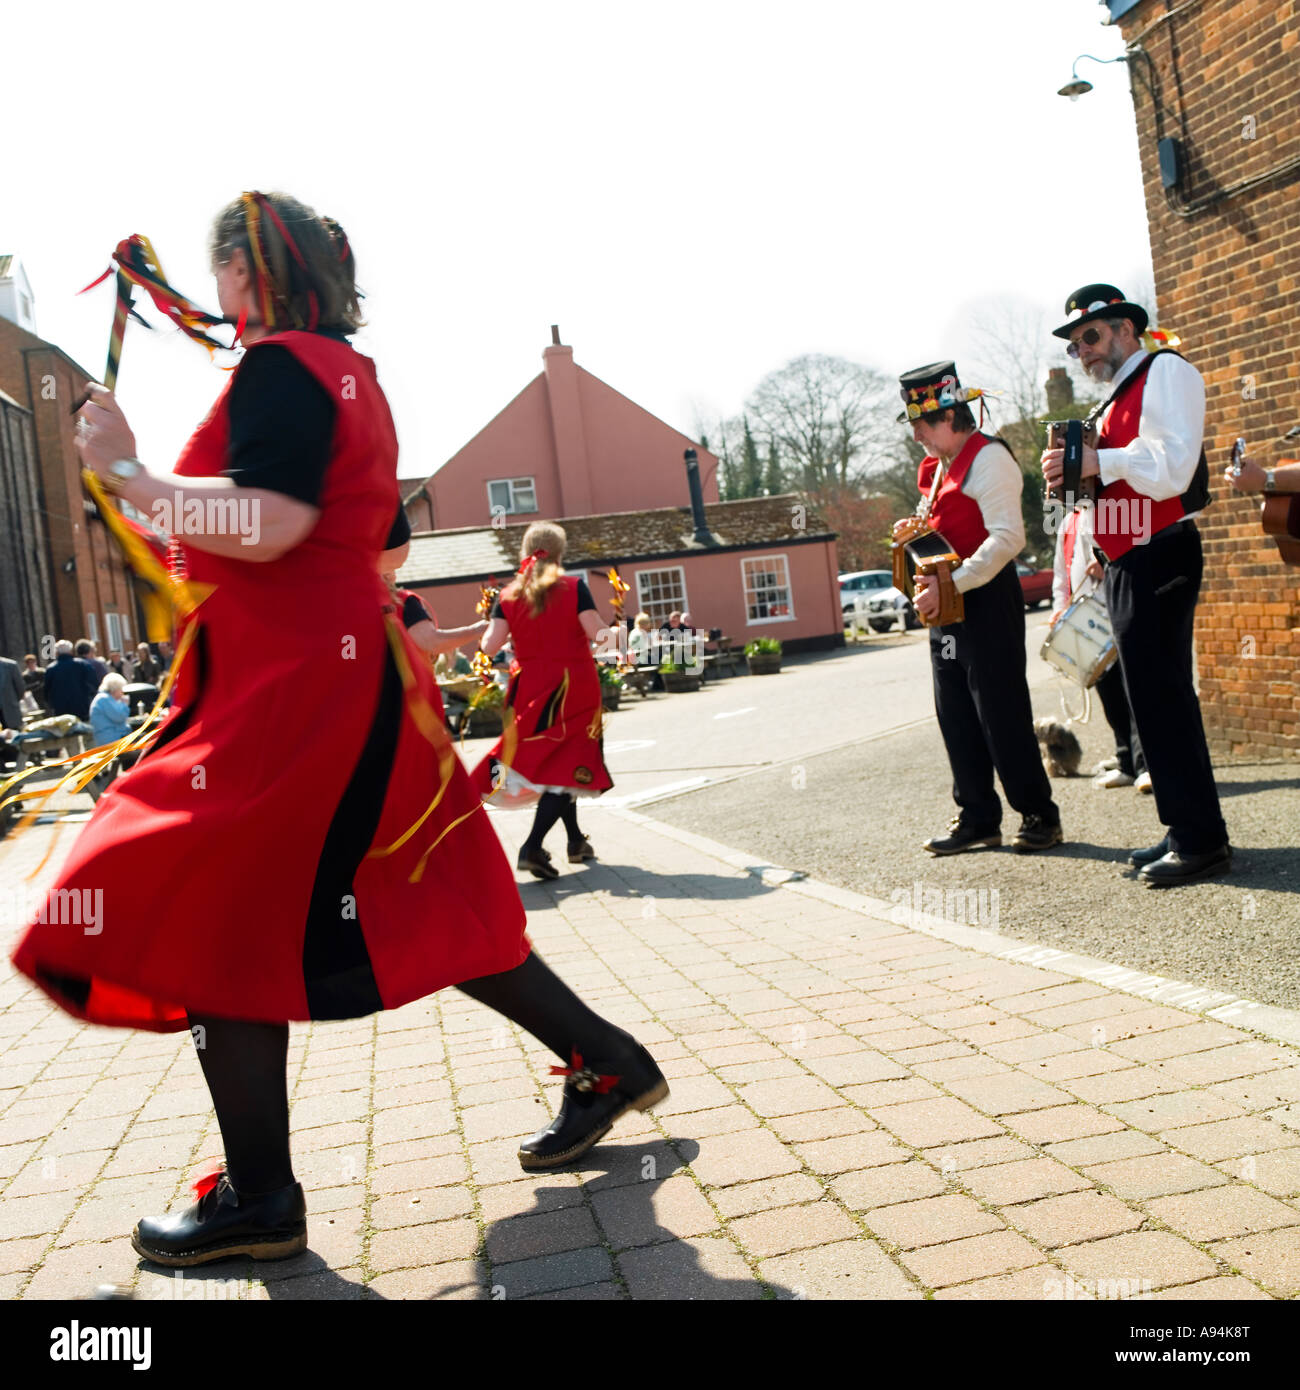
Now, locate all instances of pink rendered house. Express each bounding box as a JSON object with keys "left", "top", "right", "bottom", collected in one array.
[{"left": 402, "top": 328, "right": 721, "bottom": 532}]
